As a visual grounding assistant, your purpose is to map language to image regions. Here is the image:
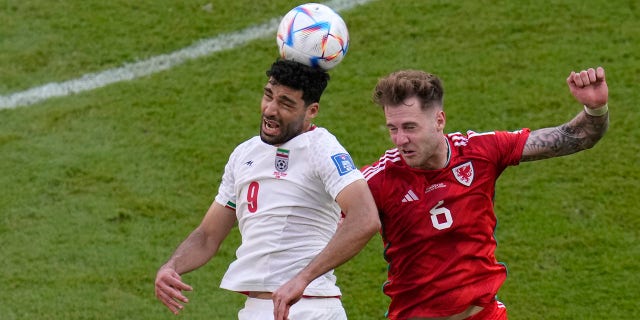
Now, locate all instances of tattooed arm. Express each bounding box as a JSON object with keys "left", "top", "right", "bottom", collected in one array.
[{"left": 521, "top": 67, "right": 609, "bottom": 162}]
